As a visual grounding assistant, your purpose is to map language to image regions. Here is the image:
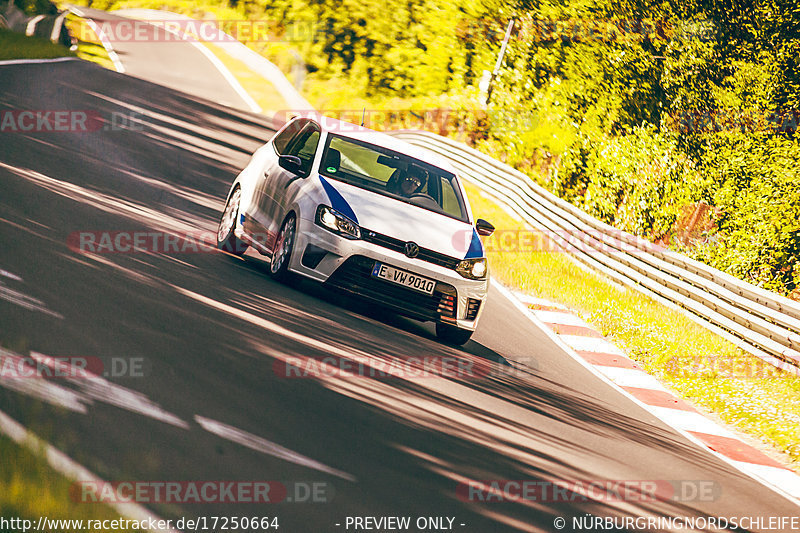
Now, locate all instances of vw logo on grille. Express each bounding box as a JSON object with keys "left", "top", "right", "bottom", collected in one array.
[{"left": 404, "top": 241, "right": 420, "bottom": 258}]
